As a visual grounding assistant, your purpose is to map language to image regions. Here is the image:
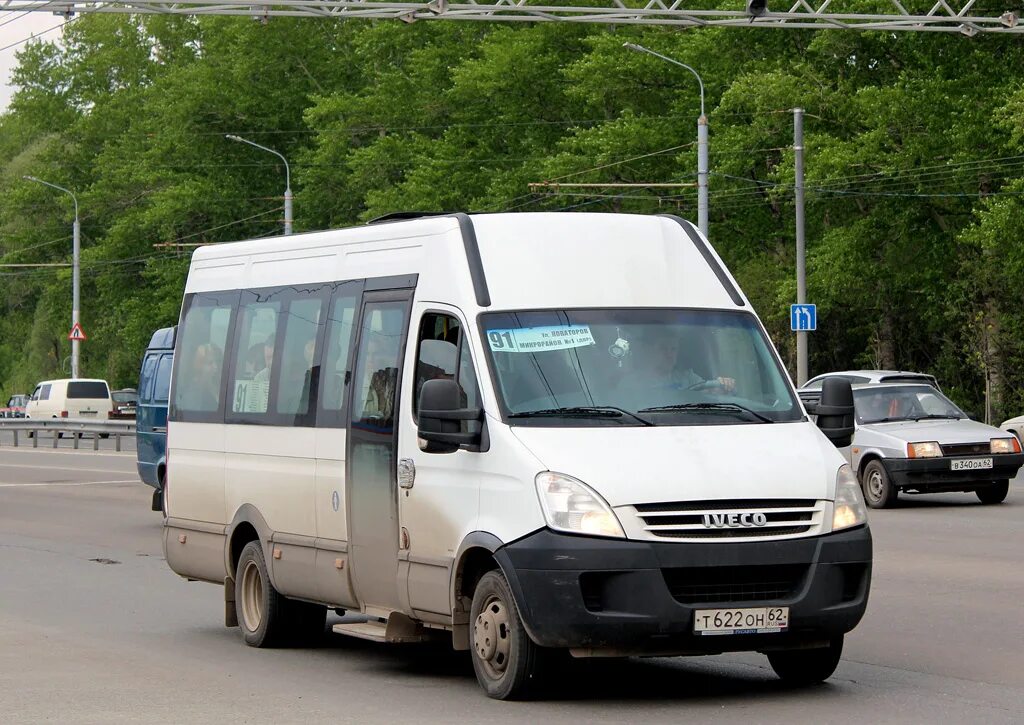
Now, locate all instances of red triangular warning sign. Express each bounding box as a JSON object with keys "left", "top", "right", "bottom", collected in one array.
[{"left": 68, "top": 323, "right": 87, "bottom": 341}]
